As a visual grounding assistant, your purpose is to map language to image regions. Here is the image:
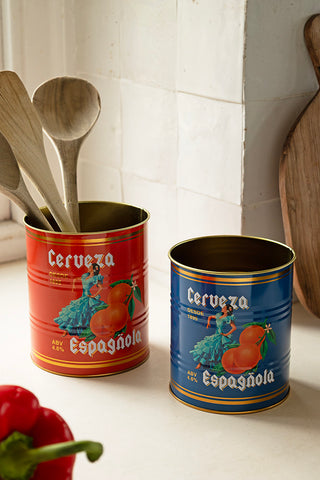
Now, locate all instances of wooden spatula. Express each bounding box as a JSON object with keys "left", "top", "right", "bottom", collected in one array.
[
  {"left": 0, "top": 131, "right": 53, "bottom": 230},
  {"left": 280, "top": 14, "right": 320, "bottom": 318},
  {"left": 0, "top": 71, "right": 76, "bottom": 232}
]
